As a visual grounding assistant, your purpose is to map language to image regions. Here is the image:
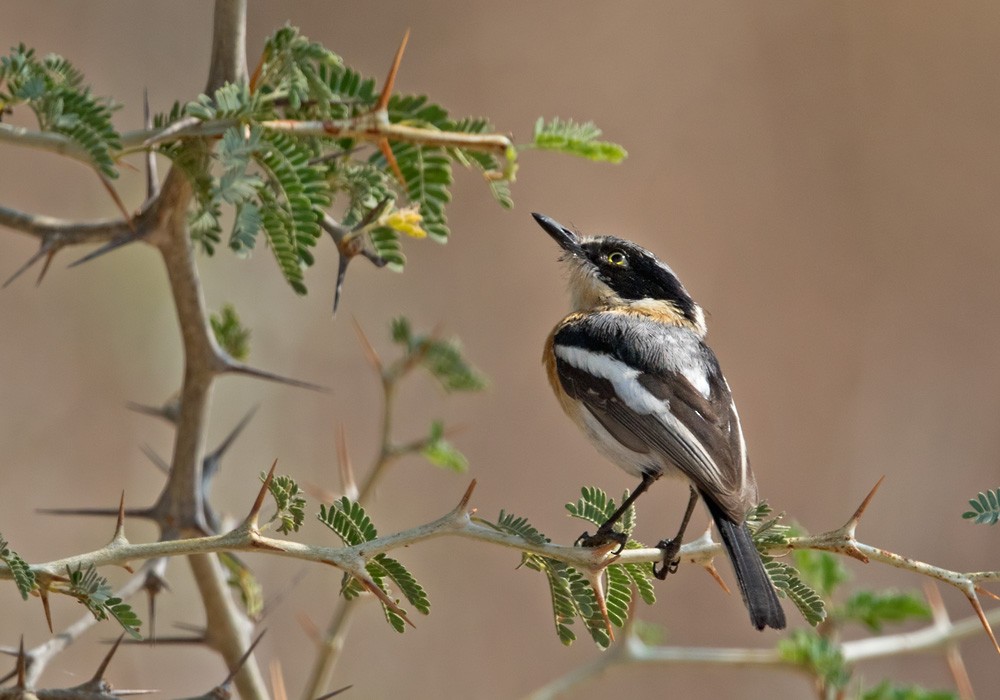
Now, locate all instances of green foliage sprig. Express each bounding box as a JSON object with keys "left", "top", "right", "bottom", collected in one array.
[
  {"left": 745, "top": 503, "right": 827, "bottom": 626},
  {"left": 389, "top": 316, "right": 488, "bottom": 392},
  {"left": 3, "top": 28, "right": 627, "bottom": 300},
  {"left": 318, "top": 497, "right": 428, "bottom": 633},
  {"left": 483, "top": 487, "right": 656, "bottom": 648},
  {"left": 64, "top": 564, "right": 141, "bottom": 638},
  {"left": 262, "top": 472, "right": 307, "bottom": 534},
  {"left": 0, "top": 534, "right": 35, "bottom": 600},
  {"left": 0, "top": 45, "right": 121, "bottom": 177},
  {"left": 528, "top": 117, "right": 628, "bottom": 163},
  {"left": 210, "top": 303, "right": 251, "bottom": 361},
  {"left": 962, "top": 487, "right": 1000, "bottom": 525}
]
